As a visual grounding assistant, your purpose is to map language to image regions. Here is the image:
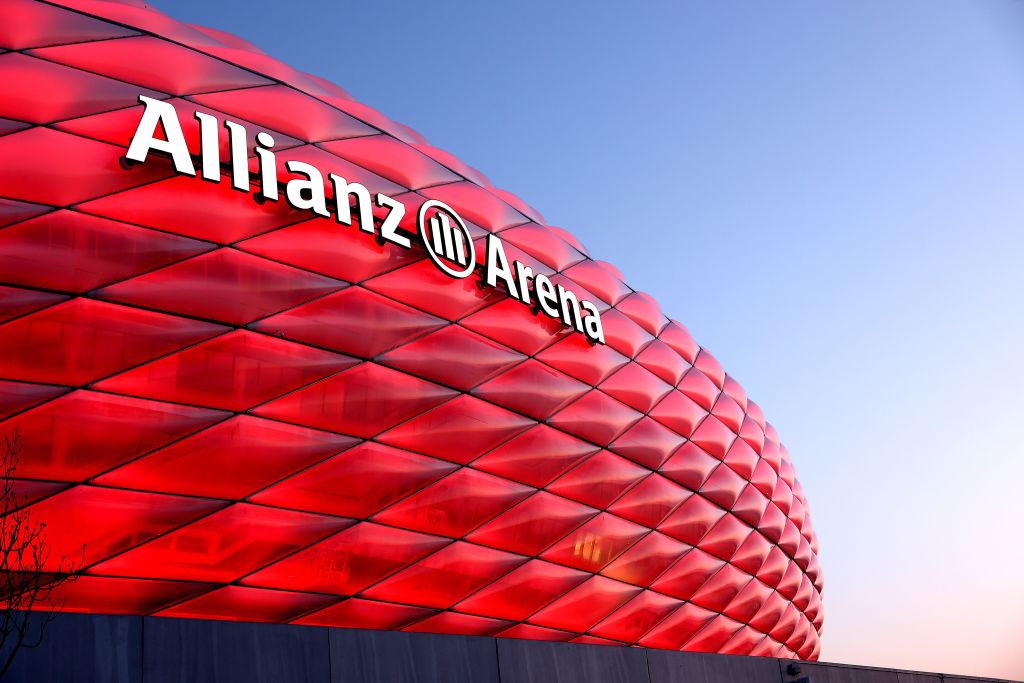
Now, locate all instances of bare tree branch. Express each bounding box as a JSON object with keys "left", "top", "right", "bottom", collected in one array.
[{"left": 0, "top": 429, "right": 82, "bottom": 678}]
